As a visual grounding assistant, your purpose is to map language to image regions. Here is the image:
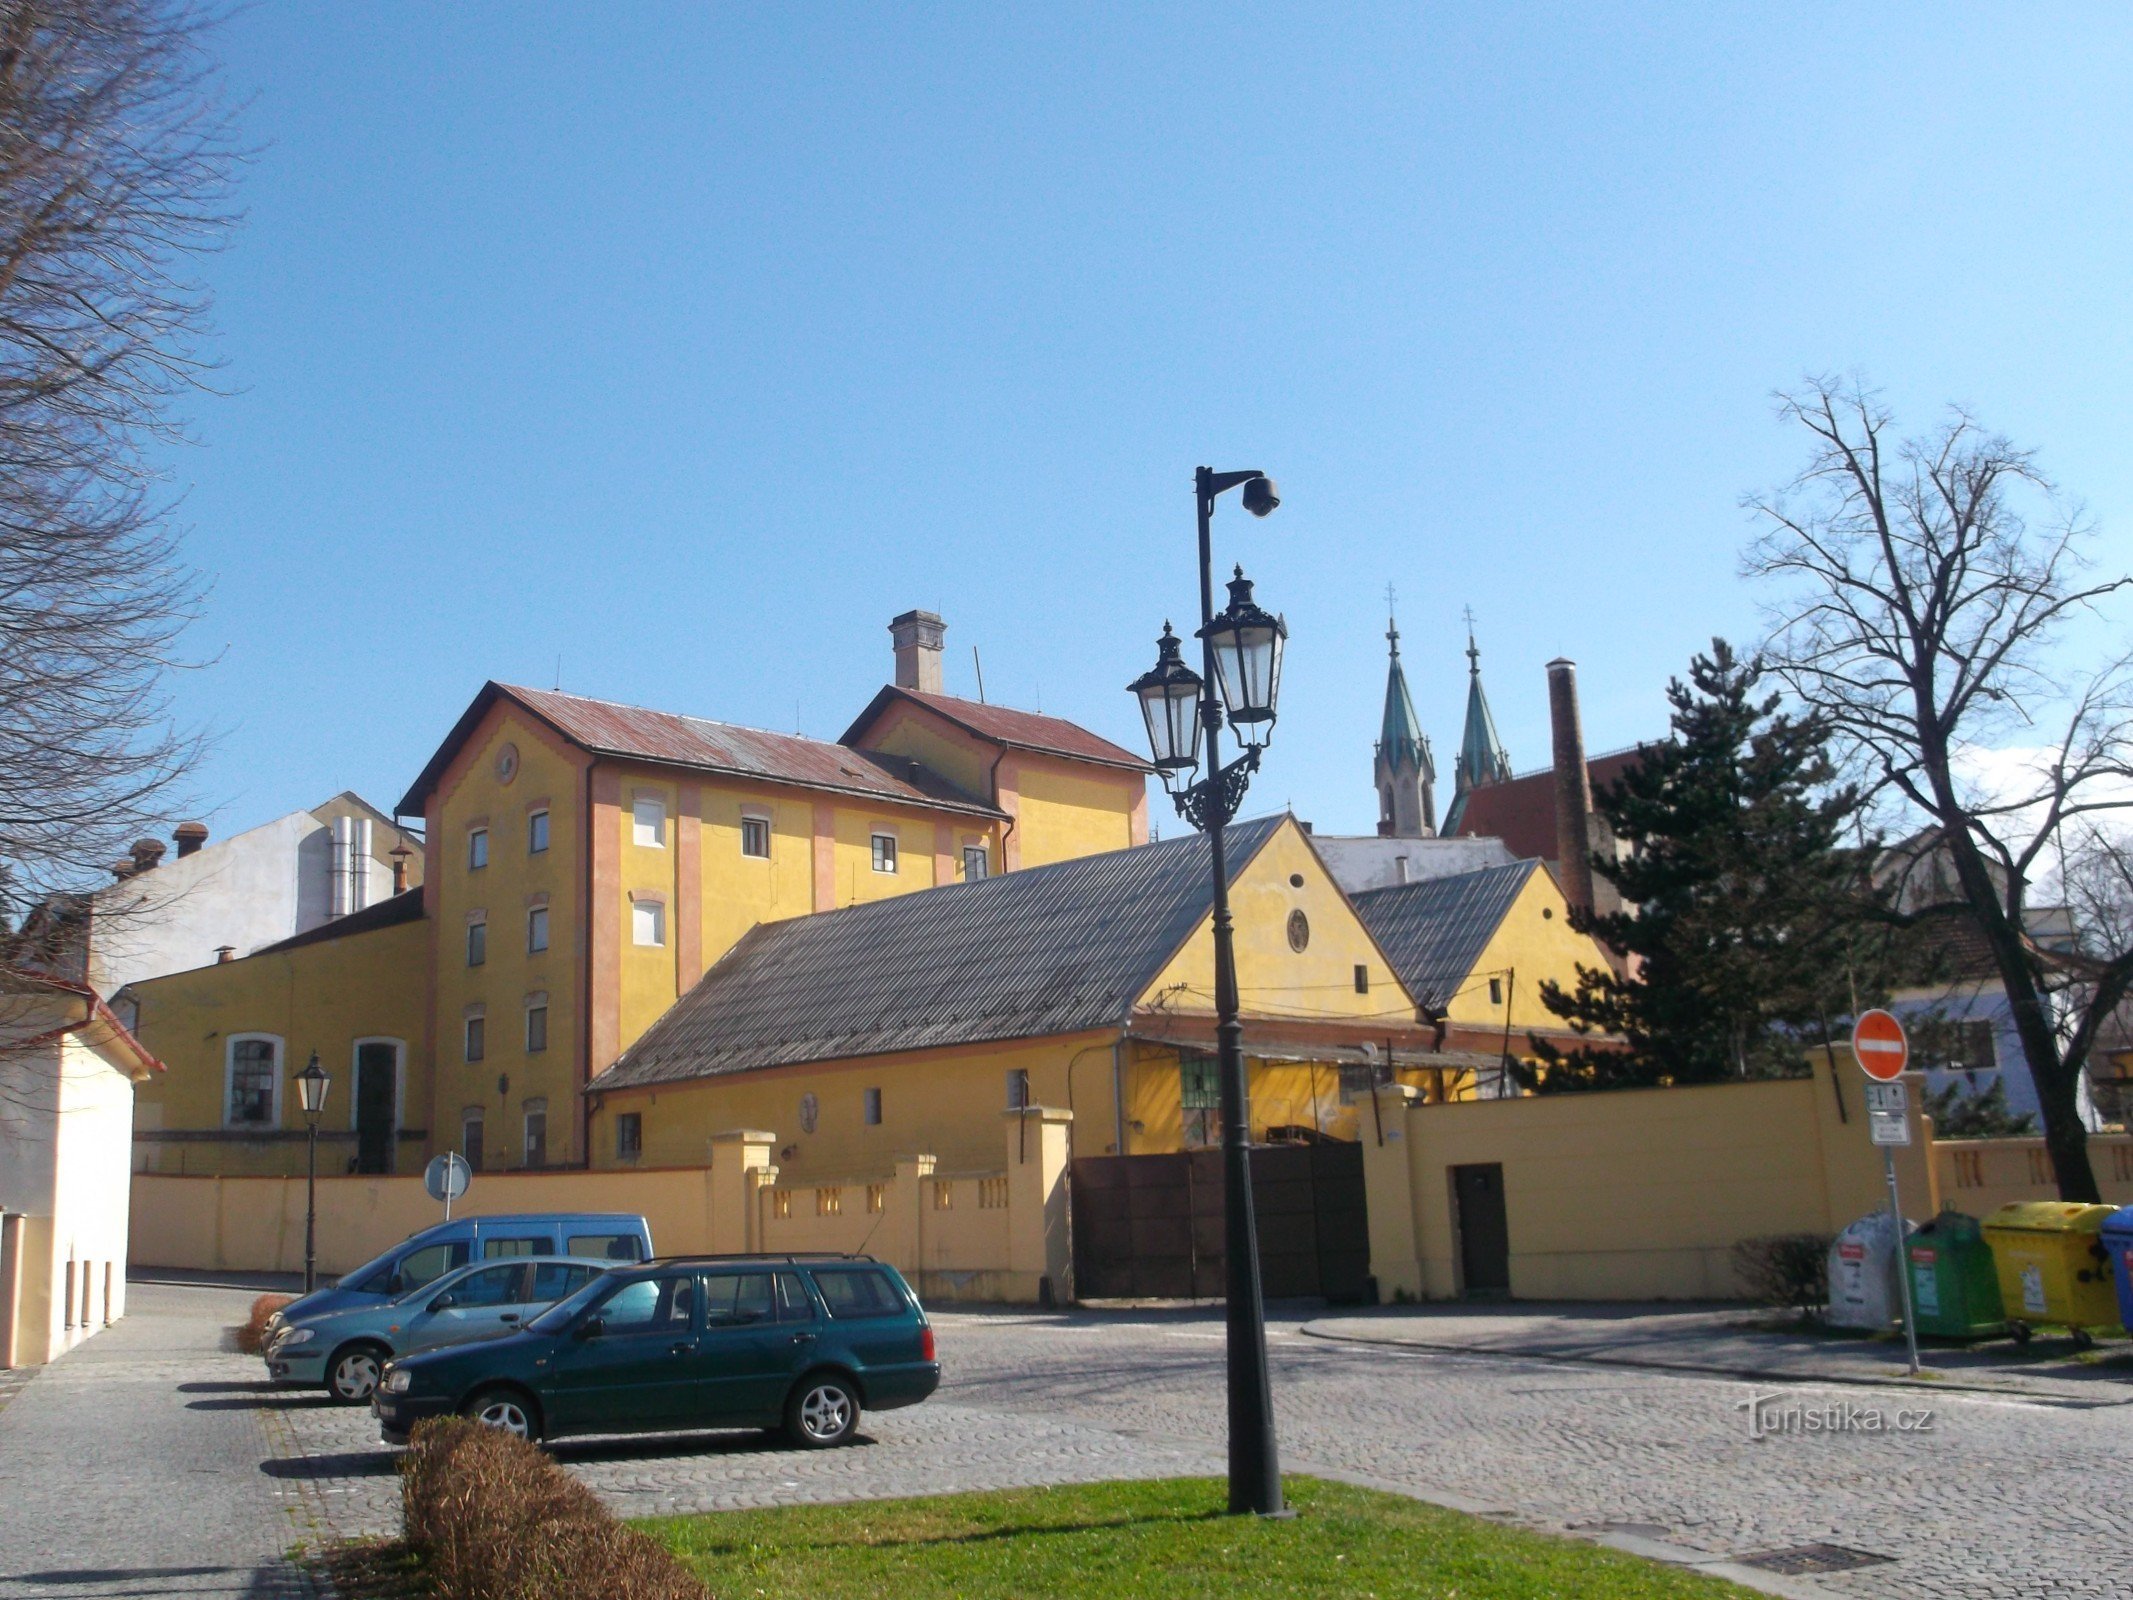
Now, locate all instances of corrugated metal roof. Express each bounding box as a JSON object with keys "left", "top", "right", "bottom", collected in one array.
[
  {"left": 399, "top": 682, "right": 1004, "bottom": 817},
  {"left": 591, "top": 815, "right": 1289, "bottom": 1090},
  {"left": 1352, "top": 860, "right": 1538, "bottom": 1010},
  {"left": 842, "top": 686, "right": 1152, "bottom": 772}
]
